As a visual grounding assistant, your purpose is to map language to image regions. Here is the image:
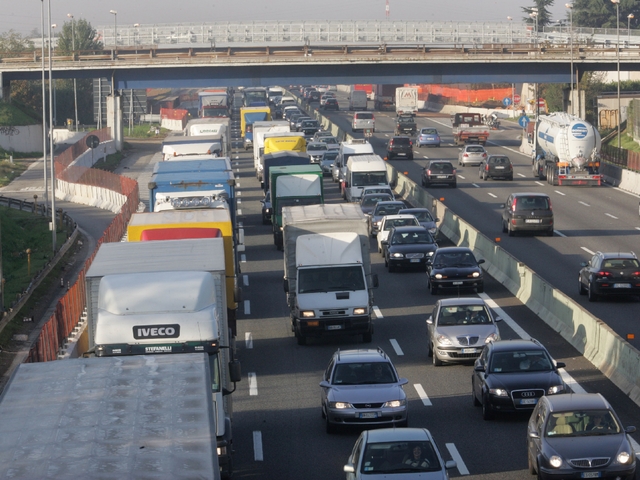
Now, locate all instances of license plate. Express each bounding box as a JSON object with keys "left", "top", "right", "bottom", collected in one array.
[
  {"left": 410, "top": 259, "right": 421, "bottom": 263},
  {"left": 461, "top": 348, "right": 477, "bottom": 354},
  {"left": 359, "top": 412, "right": 379, "bottom": 419},
  {"left": 525, "top": 219, "right": 541, "bottom": 223},
  {"left": 452, "top": 281, "right": 463, "bottom": 285},
  {"left": 581, "top": 473, "right": 602, "bottom": 479},
  {"left": 327, "top": 325, "right": 343, "bottom": 330},
  {"left": 495, "top": 166, "right": 505, "bottom": 169},
  {"left": 520, "top": 398, "right": 537, "bottom": 405},
  {"left": 614, "top": 283, "right": 631, "bottom": 288},
  {"left": 437, "top": 175, "right": 448, "bottom": 179}
]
